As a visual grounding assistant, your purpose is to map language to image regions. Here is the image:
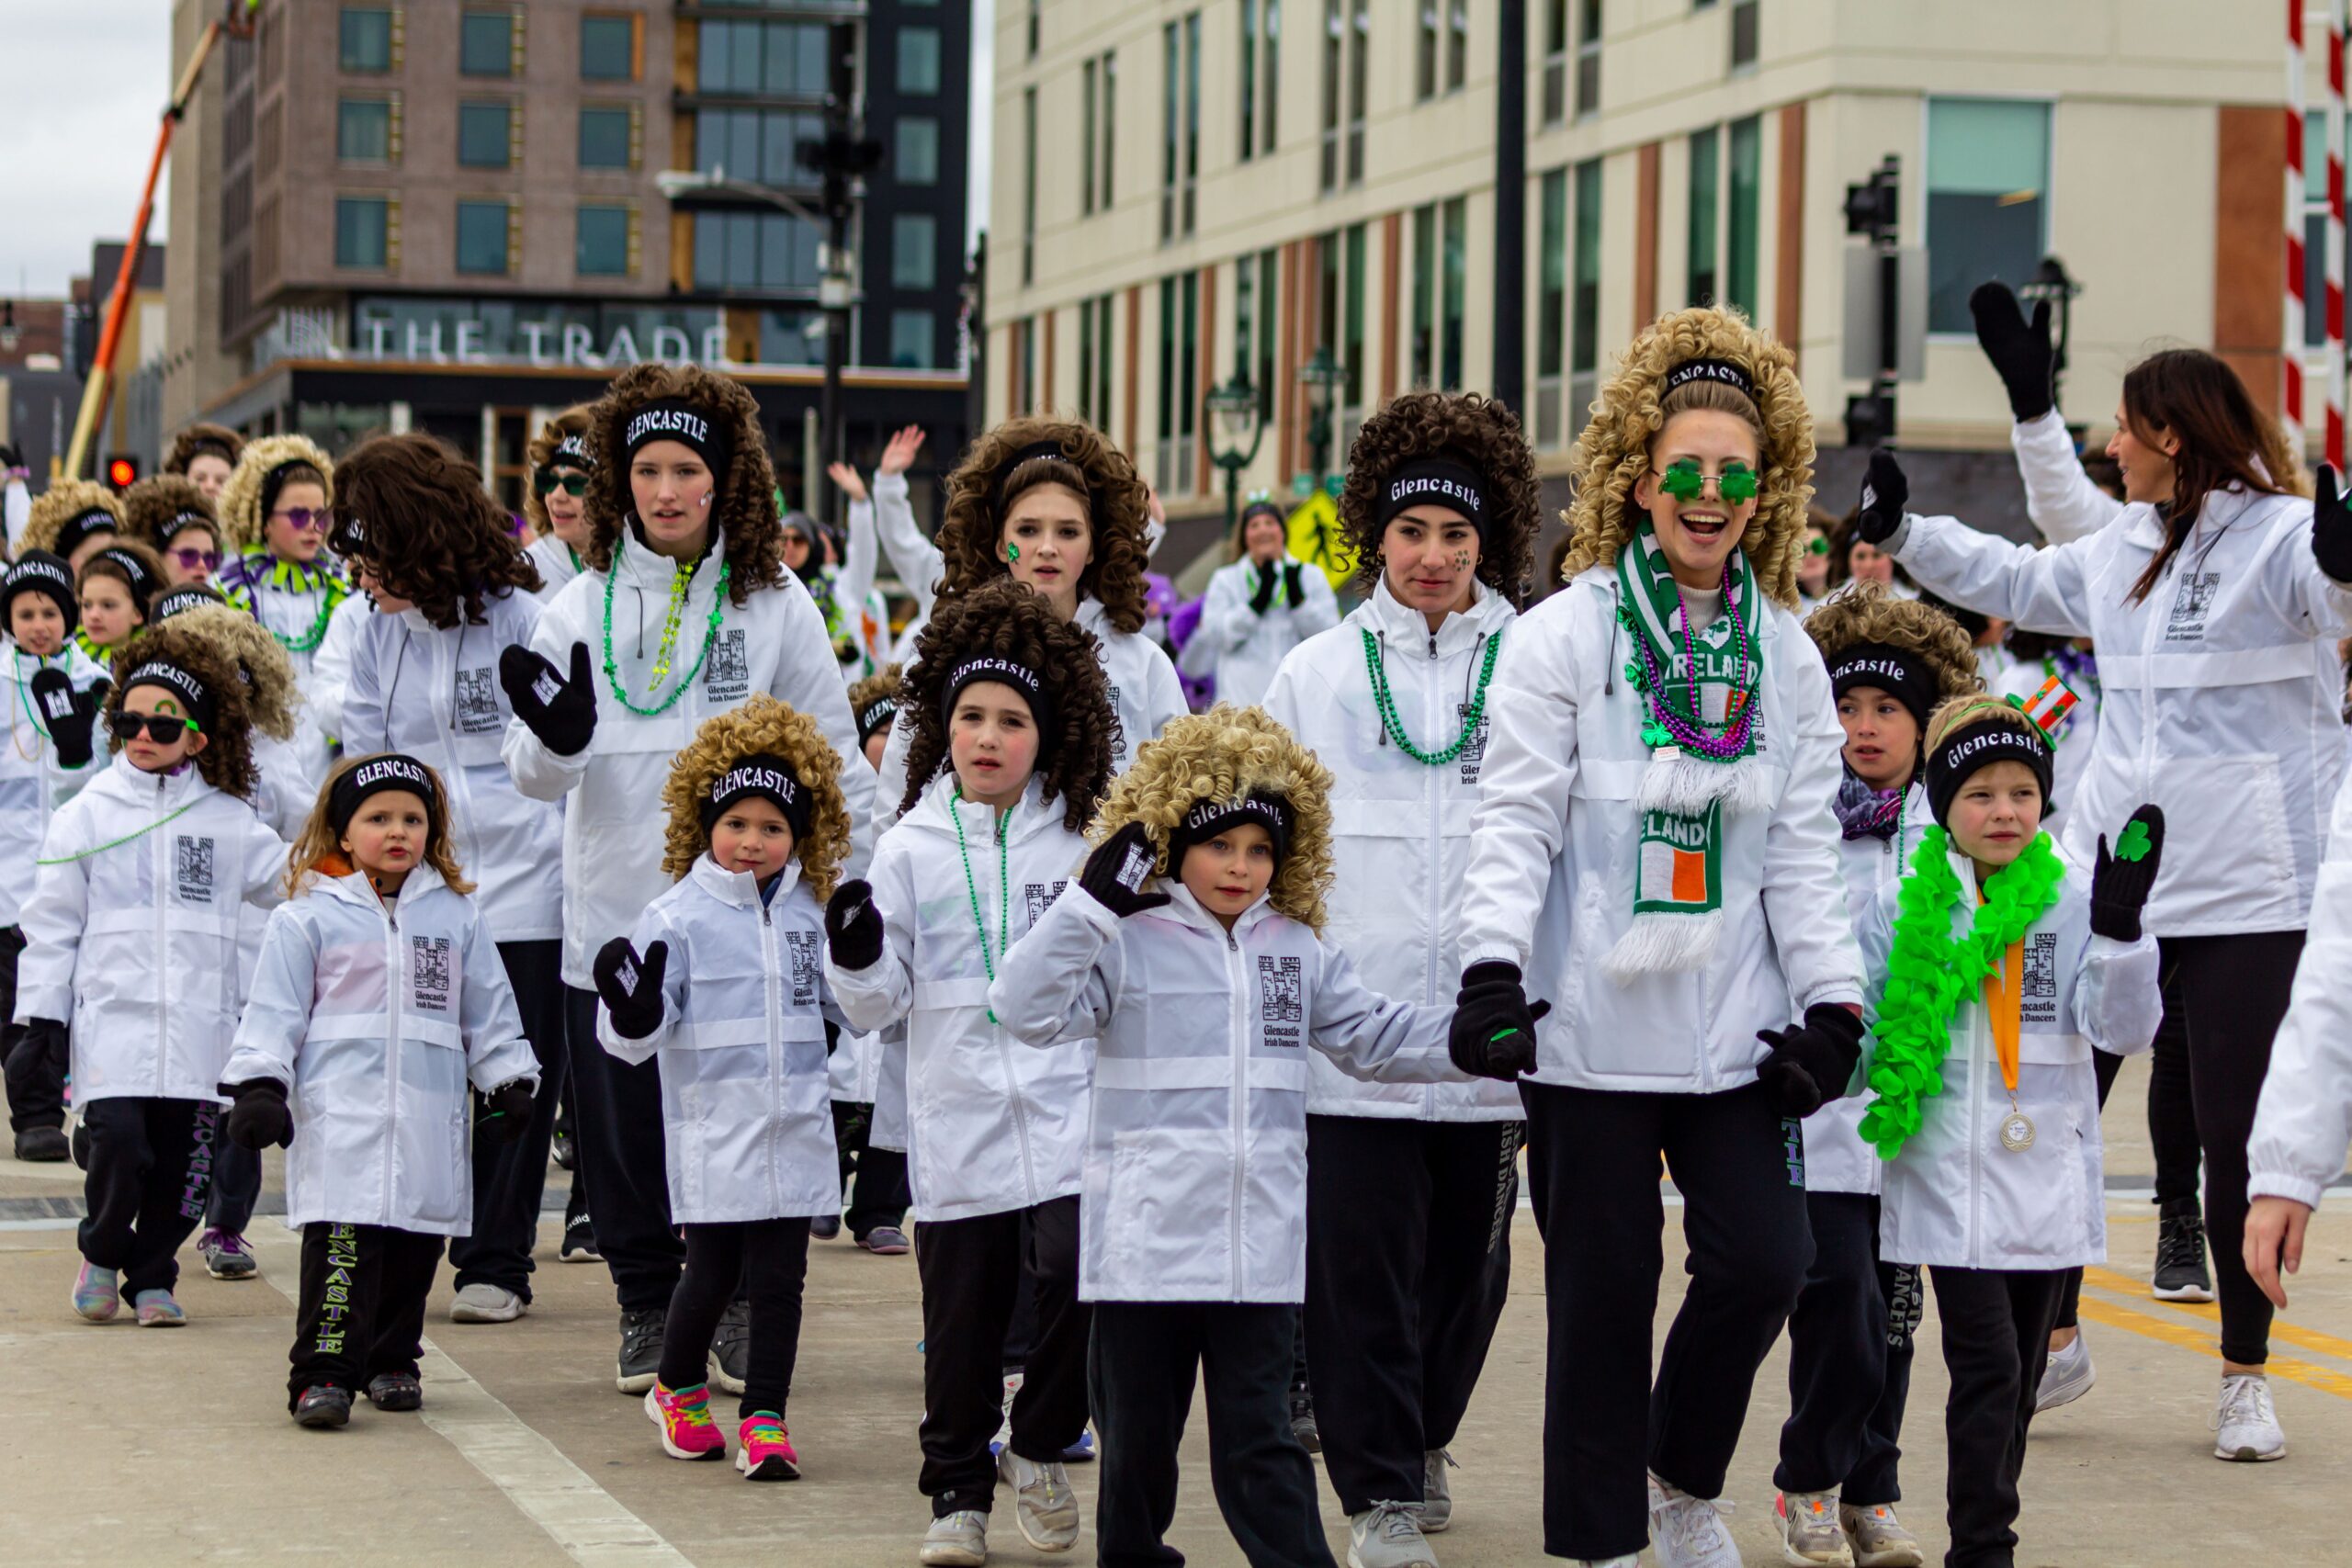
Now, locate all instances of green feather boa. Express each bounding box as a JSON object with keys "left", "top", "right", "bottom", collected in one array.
[{"left": 1859, "top": 826, "right": 2065, "bottom": 1160}]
